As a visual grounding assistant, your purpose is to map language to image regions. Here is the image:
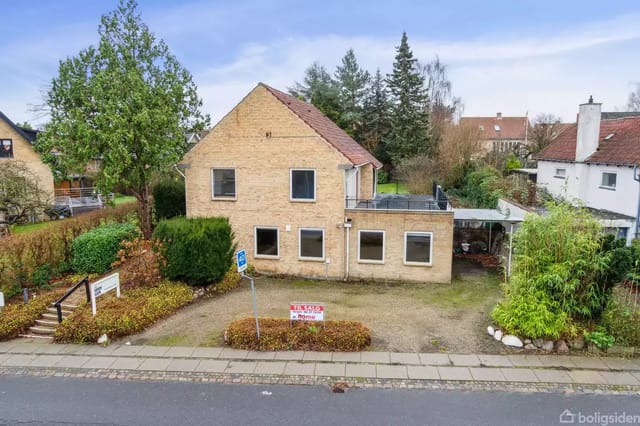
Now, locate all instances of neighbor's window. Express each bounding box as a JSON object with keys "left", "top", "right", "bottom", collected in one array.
[
  {"left": 0, "top": 139, "right": 13, "bottom": 158},
  {"left": 299, "top": 228, "right": 324, "bottom": 260},
  {"left": 290, "top": 169, "right": 315, "bottom": 201},
  {"left": 358, "top": 230, "right": 384, "bottom": 263},
  {"left": 404, "top": 232, "right": 433, "bottom": 265},
  {"left": 211, "top": 168, "right": 236, "bottom": 198},
  {"left": 600, "top": 172, "right": 617, "bottom": 189},
  {"left": 255, "top": 227, "right": 279, "bottom": 257},
  {"left": 554, "top": 168, "right": 566, "bottom": 178}
]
